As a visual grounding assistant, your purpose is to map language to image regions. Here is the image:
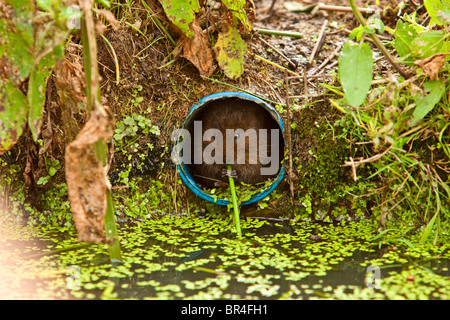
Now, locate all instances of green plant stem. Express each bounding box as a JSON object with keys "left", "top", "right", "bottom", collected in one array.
[
  {"left": 80, "top": 0, "right": 122, "bottom": 263},
  {"left": 100, "top": 35, "right": 120, "bottom": 85},
  {"left": 257, "top": 28, "right": 303, "bottom": 38},
  {"left": 227, "top": 164, "right": 242, "bottom": 236},
  {"left": 105, "top": 188, "right": 122, "bottom": 262},
  {"left": 139, "top": 0, "right": 176, "bottom": 47},
  {"left": 347, "top": 0, "right": 410, "bottom": 80}
]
